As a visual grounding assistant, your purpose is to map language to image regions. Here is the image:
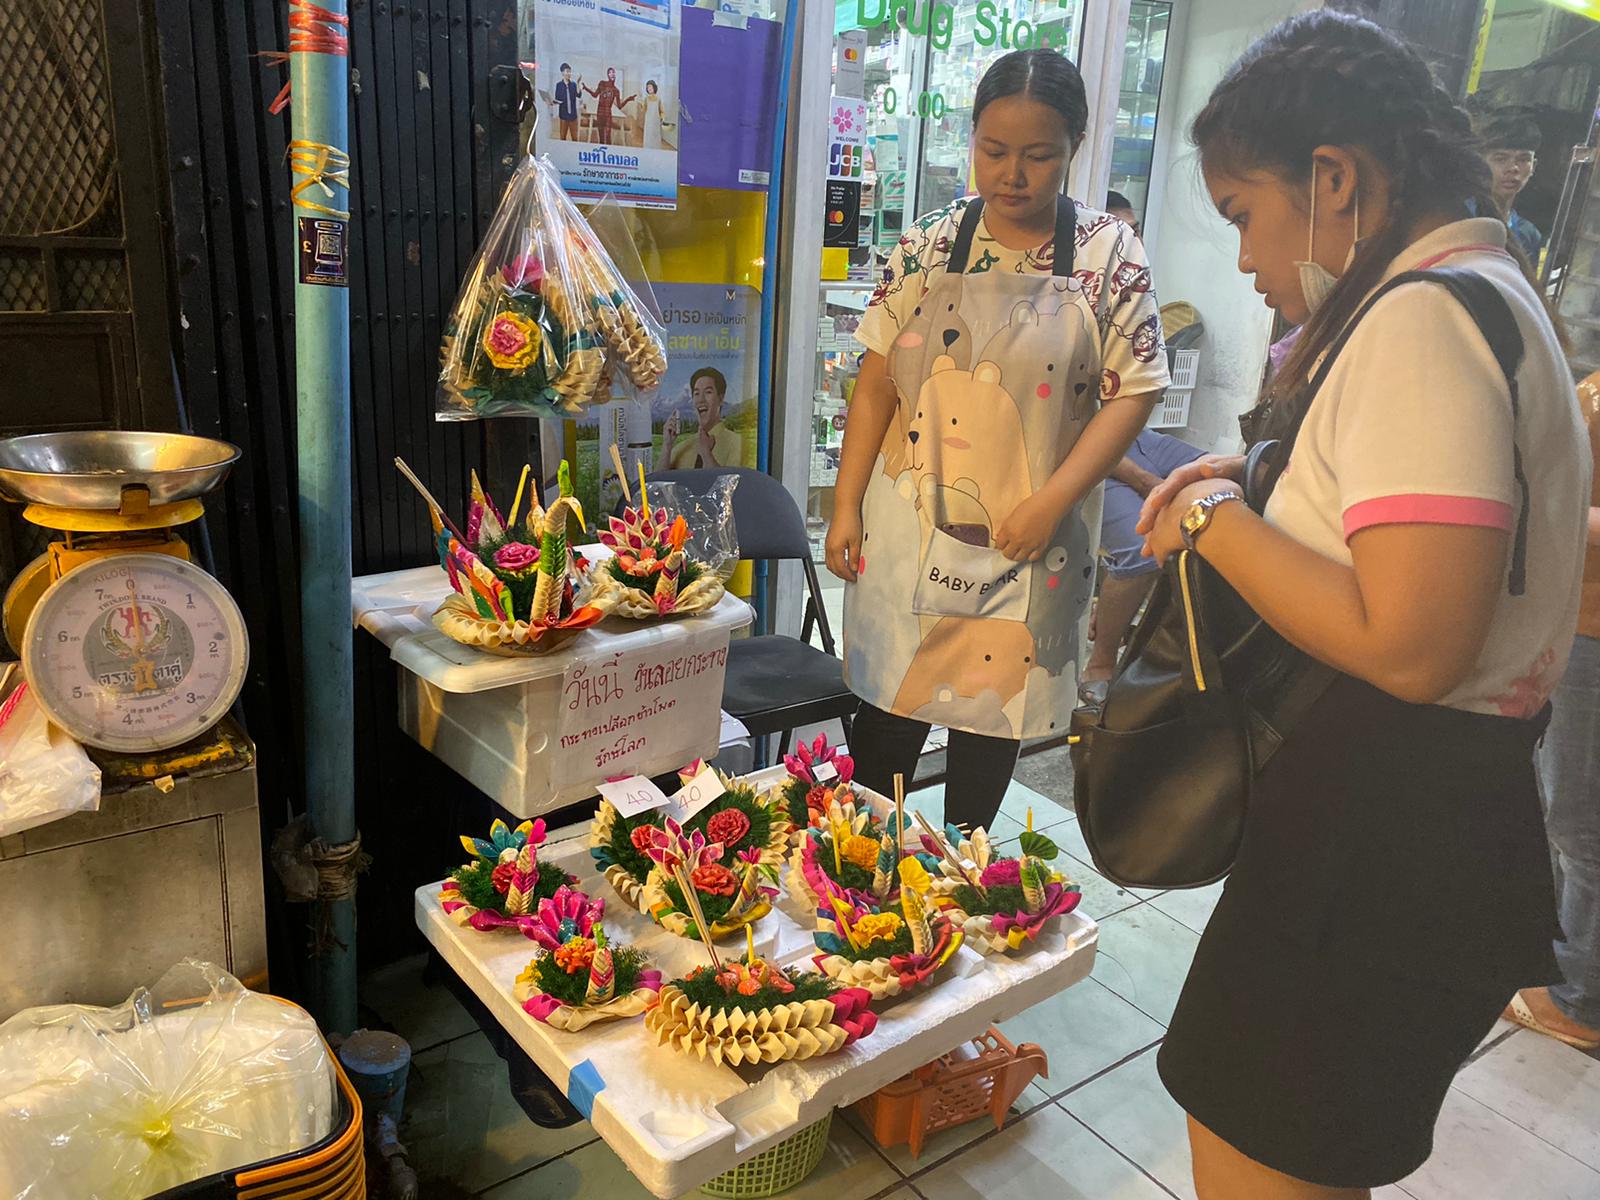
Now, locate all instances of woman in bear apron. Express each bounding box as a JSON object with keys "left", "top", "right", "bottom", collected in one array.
[{"left": 825, "top": 49, "right": 1170, "bottom": 831}]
